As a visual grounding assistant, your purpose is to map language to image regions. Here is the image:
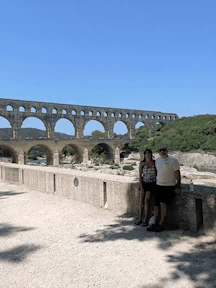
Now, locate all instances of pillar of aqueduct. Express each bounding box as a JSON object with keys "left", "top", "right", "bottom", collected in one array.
[{"left": 0, "top": 98, "right": 179, "bottom": 165}]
